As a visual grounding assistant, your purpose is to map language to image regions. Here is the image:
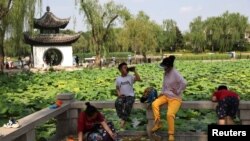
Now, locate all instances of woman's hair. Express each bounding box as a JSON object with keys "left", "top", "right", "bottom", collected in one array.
[
  {"left": 168, "top": 55, "right": 176, "bottom": 67},
  {"left": 85, "top": 102, "right": 98, "bottom": 117},
  {"left": 160, "top": 55, "right": 176, "bottom": 68},
  {"left": 217, "top": 85, "right": 228, "bottom": 90}
]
